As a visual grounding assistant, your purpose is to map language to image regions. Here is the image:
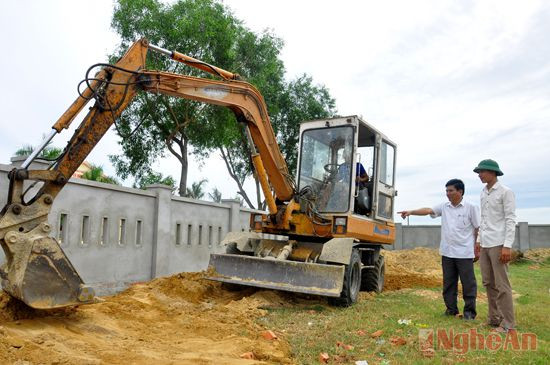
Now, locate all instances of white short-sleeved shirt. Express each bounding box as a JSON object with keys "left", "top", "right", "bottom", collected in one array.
[{"left": 431, "top": 200, "right": 481, "bottom": 259}]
